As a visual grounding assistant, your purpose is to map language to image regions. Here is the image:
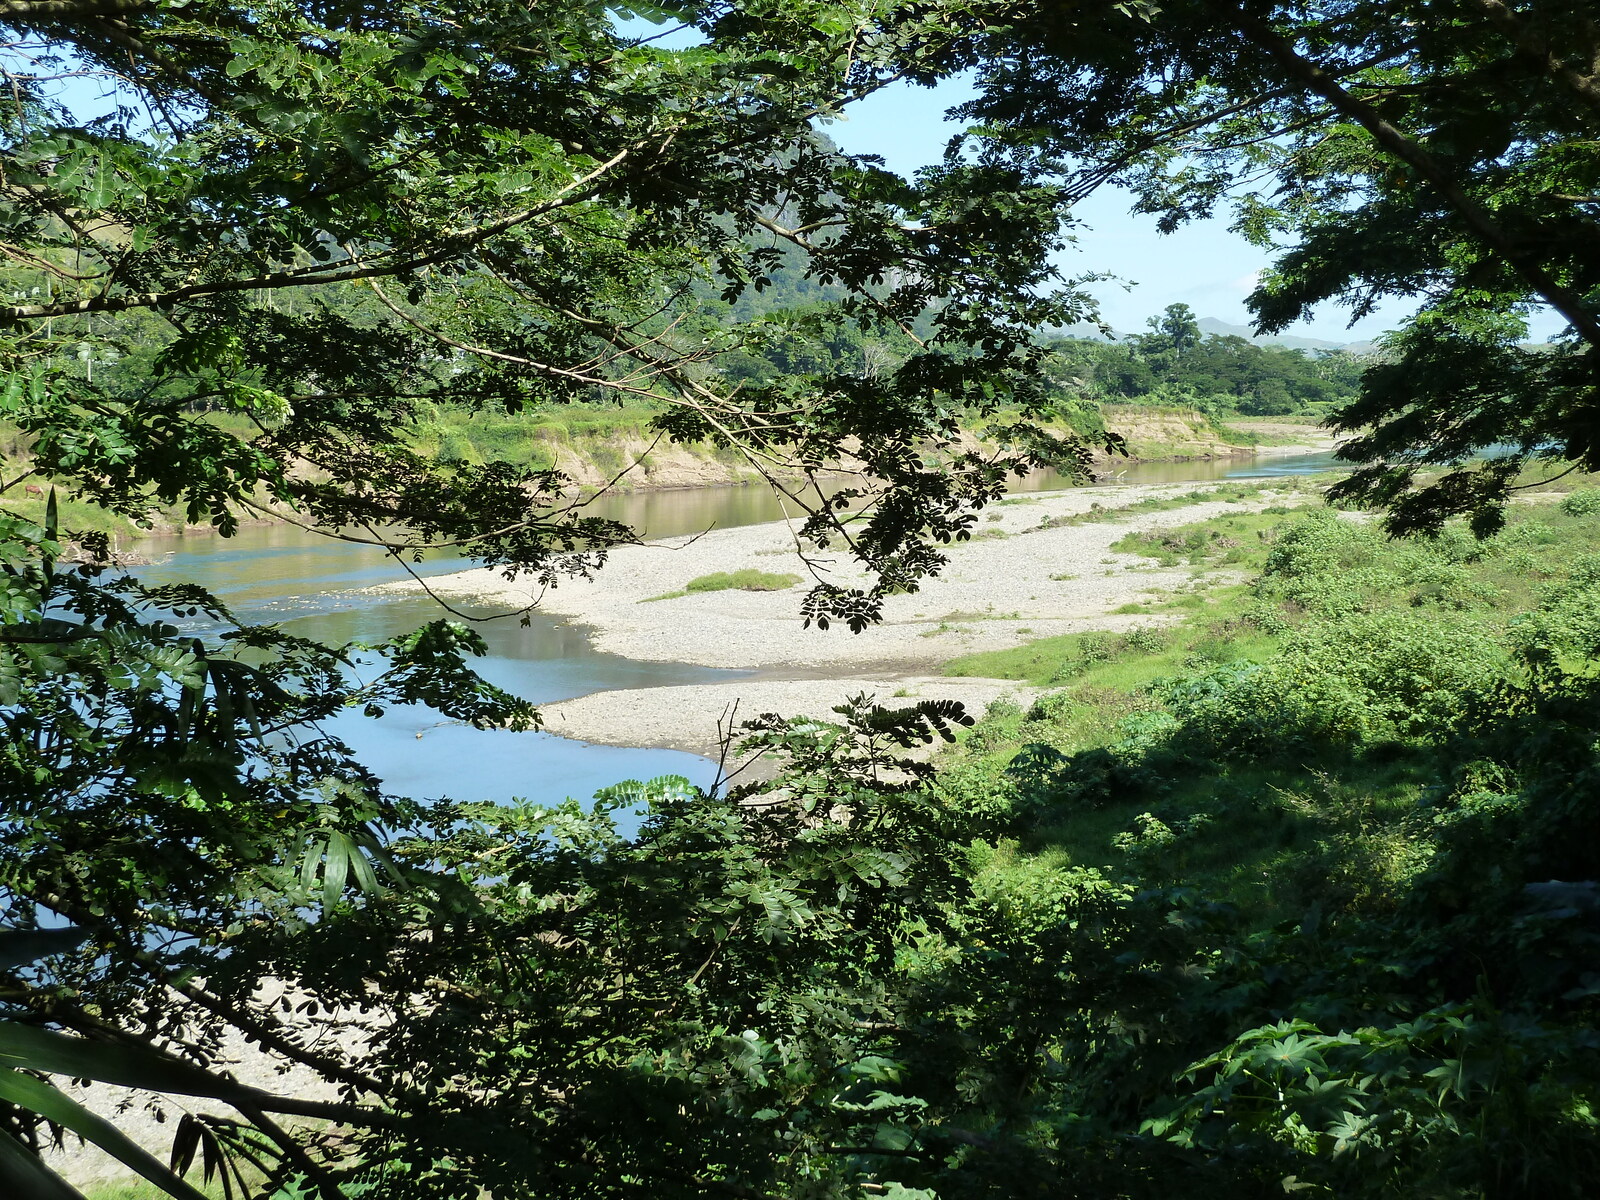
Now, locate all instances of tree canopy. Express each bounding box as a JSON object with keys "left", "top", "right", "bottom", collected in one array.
[
  {"left": 0, "top": 1, "right": 1100, "bottom": 1193},
  {"left": 1044, "top": 301, "right": 1366, "bottom": 415},
  {"left": 2, "top": 1, "right": 1599, "bottom": 1198},
  {"left": 952, "top": 0, "right": 1600, "bottom": 532}
]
